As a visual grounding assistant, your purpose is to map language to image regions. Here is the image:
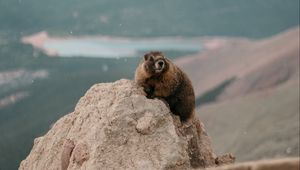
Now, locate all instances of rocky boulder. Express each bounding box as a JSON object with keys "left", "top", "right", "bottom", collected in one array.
[{"left": 19, "top": 79, "right": 233, "bottom": 170}]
